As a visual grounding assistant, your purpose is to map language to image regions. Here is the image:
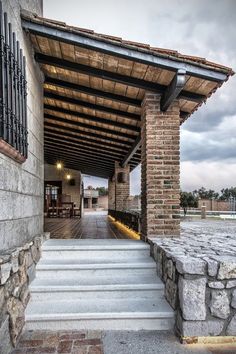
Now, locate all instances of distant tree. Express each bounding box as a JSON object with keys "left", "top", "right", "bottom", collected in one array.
[
  {"left": 193, "top": 187, "right": 219, "bottom": 200},
  {"left": 96, "top": 187, "right": 108, "bottom": 196},
  {"left": 87, "top": 185, "right": 94, "bottom": 190},
  {"left": 219, "top": 187, "right": 236, "bottom": 200},
  {"left": 180, "top": 191, "right": 198, "bottom": 216}
]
